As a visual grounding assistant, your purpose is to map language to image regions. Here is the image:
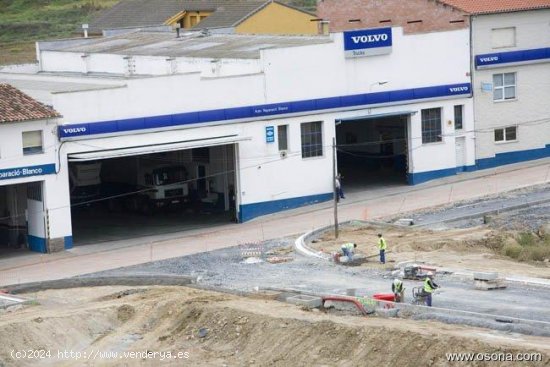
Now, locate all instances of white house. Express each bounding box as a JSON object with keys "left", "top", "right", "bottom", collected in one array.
[
  {"left": 469, "top": 6, "right": 550, "bottom": 168},
  {"left": 0, "top": 84, "right": 71, "bottom": 253}
]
